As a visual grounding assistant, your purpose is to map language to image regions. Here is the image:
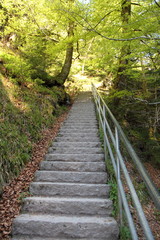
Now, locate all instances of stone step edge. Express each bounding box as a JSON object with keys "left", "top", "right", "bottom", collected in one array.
[
  {"left": 48, "top": 147, "right": 102, "bottom": 150},
  {"left": 33, "top": 171, "right": 108, "bottom": 184},
  {"left": 40, "top": 161, "right": 105, "bottom": 164},
  {"left": 12, "top": 236, "right": 106, "bottom": 240},
  {"left": 23, "top": 196, "right": 112, "bottom": 202},
  {"left": 12, "top": 213, "right": 117, "bottom": 223},
  {"left": 40, "top": 161, "right": 106, "bottom": 172},
  {"left": 12, "top": 214, "right": 119, "bottom": 239},
  {"left": 45, "top": 154, "right": 104, "bottom": 161},
  {"left": 22, "top": 196, "right": 113, "bottom": 216},
  {"left": 30, "top": 182, "right": 109, "bottom": 186},
  {"left": 29, "top": 182, "right": 110, "bottom": 197},
  {"left": 35, "top": 170, "right": 107, "bottom": 175}
]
